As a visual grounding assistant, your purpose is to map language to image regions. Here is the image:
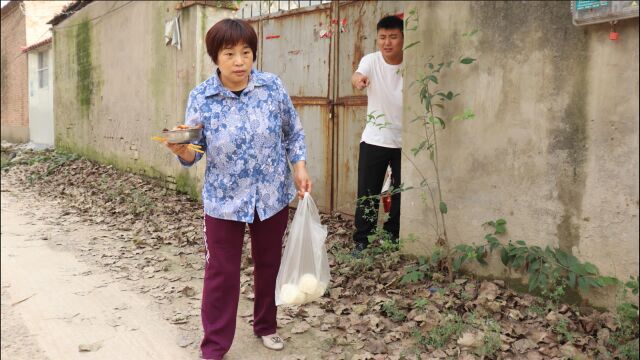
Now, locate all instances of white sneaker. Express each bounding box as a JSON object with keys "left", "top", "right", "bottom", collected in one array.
[{"left": 260, "top": 334, "right": 284, "bottom": 350}]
